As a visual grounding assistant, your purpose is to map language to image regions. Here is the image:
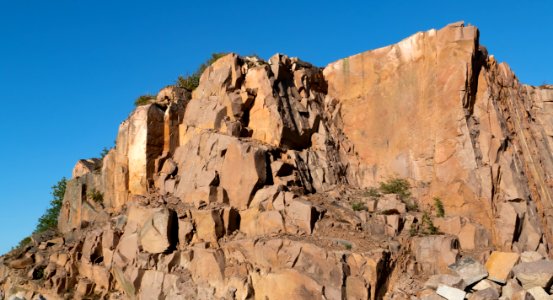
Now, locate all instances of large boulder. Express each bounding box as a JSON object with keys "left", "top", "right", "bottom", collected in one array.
[{"left": 219, "top": 141, "right": 267, "bottom": 210}]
